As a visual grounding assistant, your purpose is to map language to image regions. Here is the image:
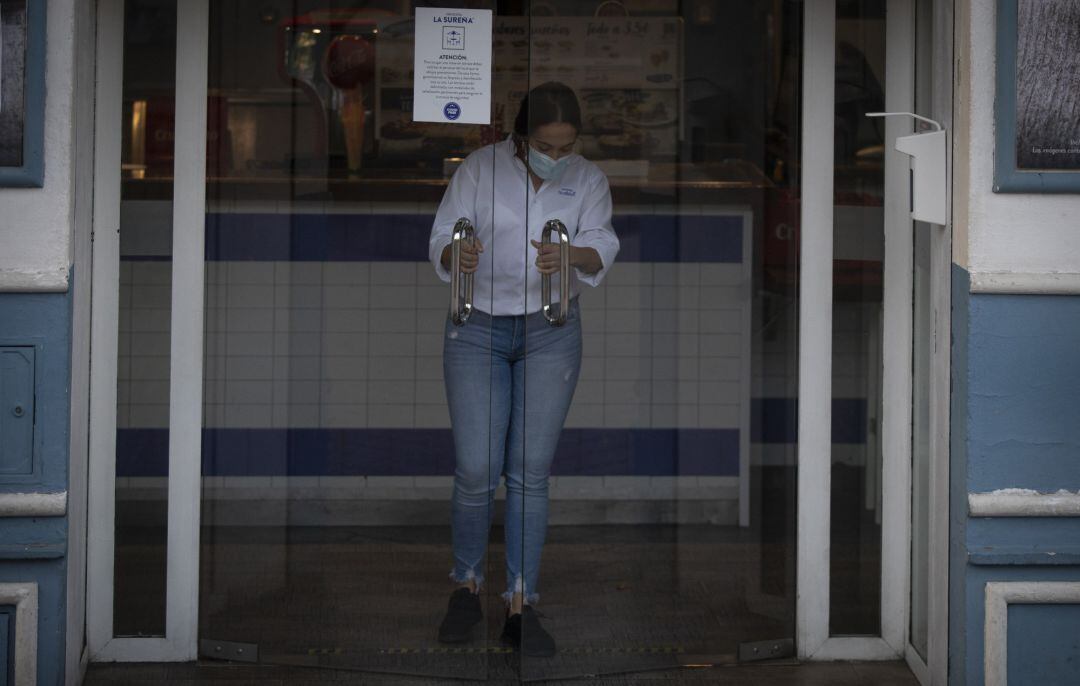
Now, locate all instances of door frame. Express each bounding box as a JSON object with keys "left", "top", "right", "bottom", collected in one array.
[
  {"left": 84, "top": 0, "right": 952, "bottom": 678},
  {"left": 902, "top": 1, "right": 953, "bottom": 685},
  {"left": 795, "top": 0, "right": 916, "bottom": 661},
  {"left": 797, "top": 0, "right": 910, "bottom": 663},
  {"left": 86, "top": 0, "right": 208, "bottom": 661},
  {"left": 796, "top": 1, "right": 950, "bottom": 683}
]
